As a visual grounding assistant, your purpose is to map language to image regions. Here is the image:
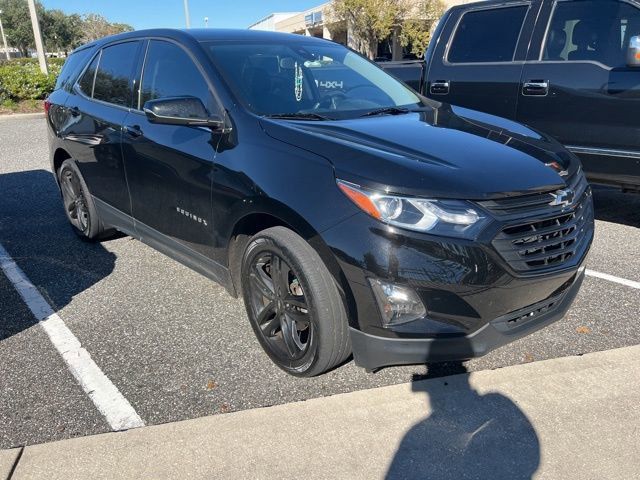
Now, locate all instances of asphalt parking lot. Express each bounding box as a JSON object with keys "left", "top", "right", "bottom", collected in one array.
[{"left": 1, "top": 115, "right": 639, "bottom": 451}]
